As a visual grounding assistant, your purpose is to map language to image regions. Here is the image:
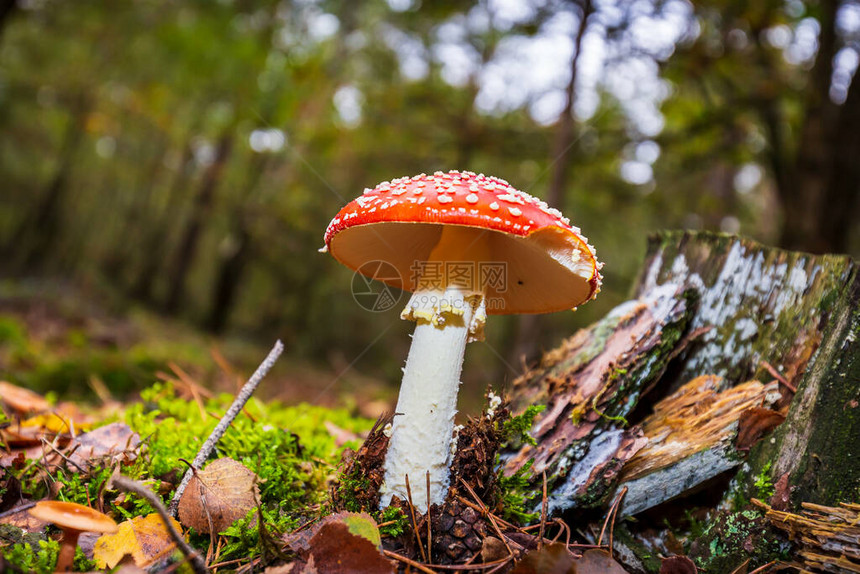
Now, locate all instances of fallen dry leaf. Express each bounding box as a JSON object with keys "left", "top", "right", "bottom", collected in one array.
[
  {"left": 67, "top": 422, "right": 141, "bottom": 471},
  {"left": 93, "top": 513, "right": 182, "bottom": 569},
  {"left": 660, "top": 554, "right": 698, "bottom": 573},
  {"left": 284, "top": 512, "right": 380, "bottom": 555},
  {"left": 735, "top": 407, "right": 785, "bottom": 452},
  {"left": 574, "top": 549, "right": 628, "bottom": 573},
  {"left": 510, "top": 543, "right": 576, "bottom": 573},
  {"left": 0, "top": 504, "right": 47, "bottom": 533},
  {"left": 304, "top": 519, "right": 393, "bottom": 574},
  {"left": 178, "top": 457, "right": 259, "bottom": 534},
  {"left": 0, "top": 381, "right": 50, "bottom": 414}
]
